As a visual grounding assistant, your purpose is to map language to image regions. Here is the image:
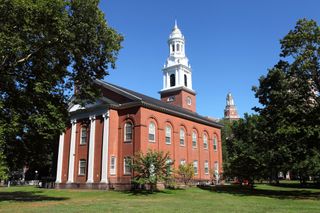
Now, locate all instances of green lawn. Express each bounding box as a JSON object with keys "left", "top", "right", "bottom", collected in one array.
[{"left": 0, "top": 182, "right": 320, "bottom": 213}]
